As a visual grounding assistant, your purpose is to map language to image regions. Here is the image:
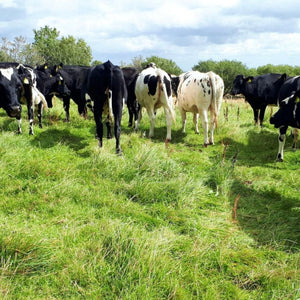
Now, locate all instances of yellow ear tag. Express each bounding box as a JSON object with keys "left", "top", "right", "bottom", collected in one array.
[
  {"left": 23, "top": 78, "right": 29, "bottom": 84},
  {"left": 295, "top": 97, "right": 300, "bottom": 103},
  {"left": 50, "top": 75, "right": 52, "bottom": 77},
  {"left": 59, "top": 65, "right": 62, "bottom": 69},
  {"left": 44, "top": 66, "right": 48, "bottom": 69},
  {"left": 58, "top": 80, "right": 62, "bottom": 85},
  {"left": 248, "top": 78, "right": 252, "bottom": 83}
]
